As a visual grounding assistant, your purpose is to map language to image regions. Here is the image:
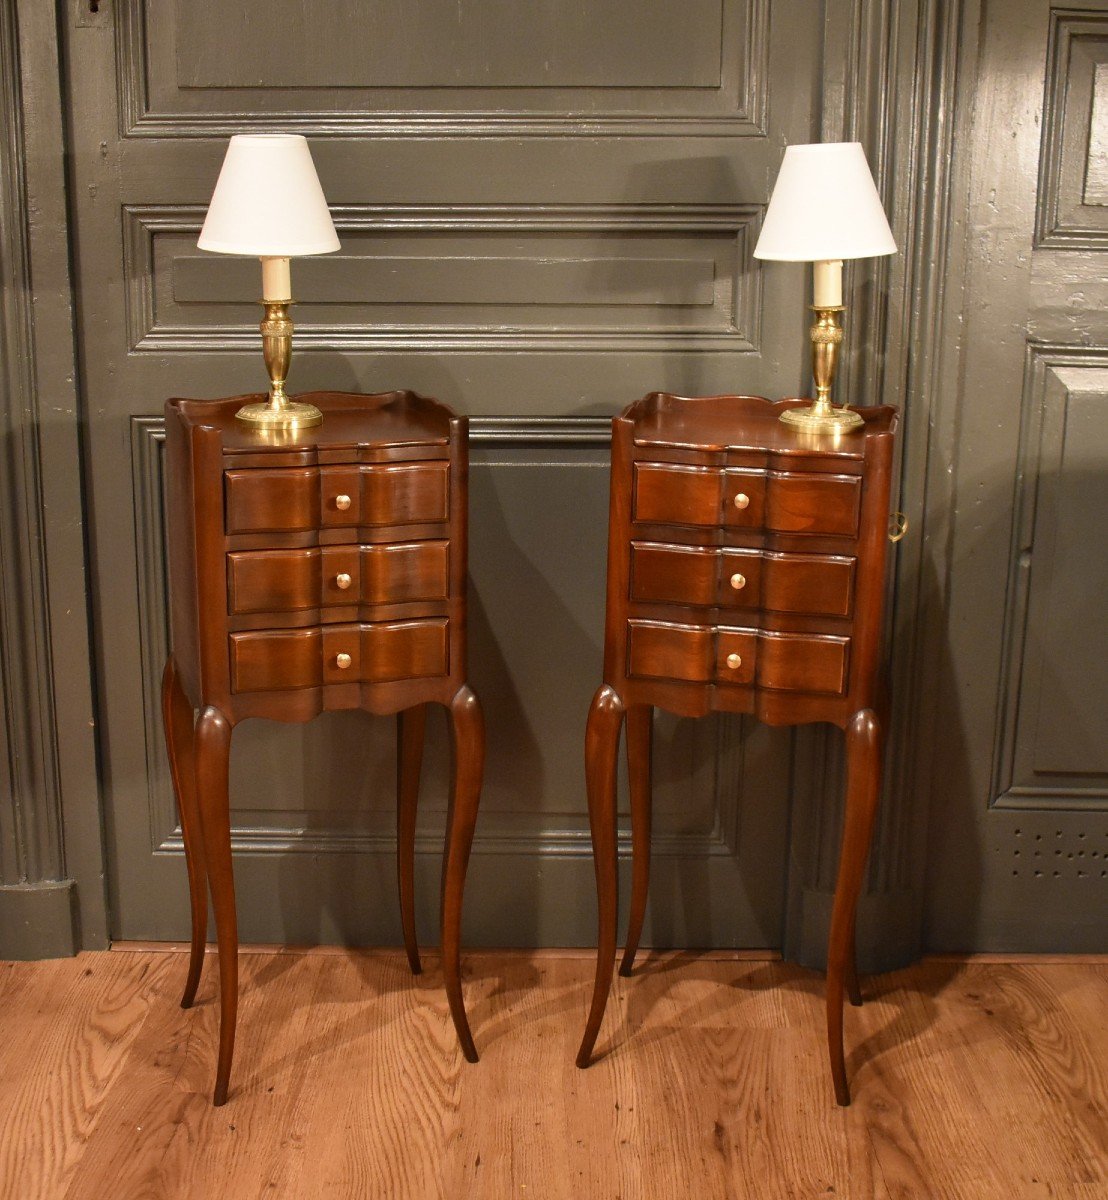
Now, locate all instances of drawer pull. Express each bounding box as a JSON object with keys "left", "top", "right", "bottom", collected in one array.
[
  {"left": 733, "top": 493, "right": 750, "bottom": 510},
  {"left": 335, "top": 572, "right": 352, "bottom": 590},
  {"left": 726, "top": 653, "right": 743, "bottom": 669},
  {"left": 335, "top": 652, "right": 352, "bottom": 670},
  {"left": 730, "top": 572, "right": 747, "bottom": 590},
  {"left": 334, "top": 494, "right": 352, "bottom": 511}
]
